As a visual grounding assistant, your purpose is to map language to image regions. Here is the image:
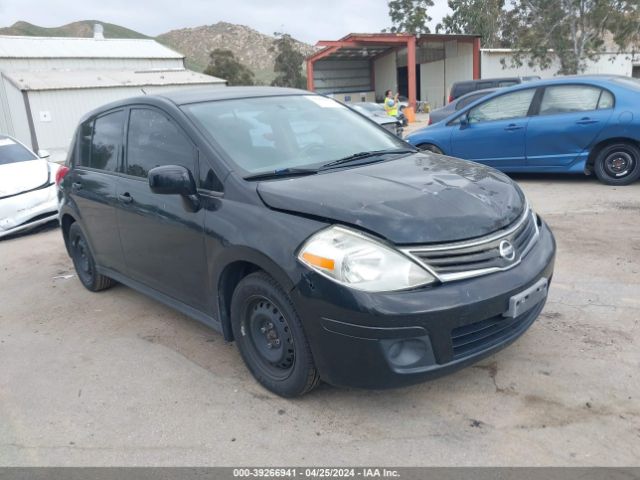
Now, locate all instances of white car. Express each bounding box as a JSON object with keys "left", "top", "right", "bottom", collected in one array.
[{"left": 0, "top": 135, "right": 60, "bottom": 239}]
